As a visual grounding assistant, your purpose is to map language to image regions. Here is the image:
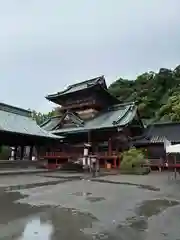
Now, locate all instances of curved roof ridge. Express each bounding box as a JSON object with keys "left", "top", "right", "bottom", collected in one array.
[
  {"left": 0, "top": 102, "right": 31, "bottom": 117},
  {"left": 67, "top": 111, "right": 84, "bottom": 125},
  {"left": 112, "top": 104, "right": 136, "bottom": 126},
  {"left": 68, "top": 75, "right": 105, "bottom": 88},
  {"left": 40, "top": 114, "right": 63, "bottom": 127},
  {"left": 46, "top": 75, "right": 106, "bottom": 99},
  {"left": 152, "top": 121, "right": 180, "bottom": 126}
]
